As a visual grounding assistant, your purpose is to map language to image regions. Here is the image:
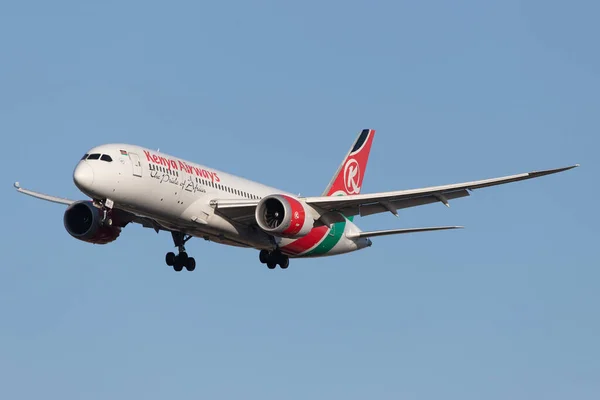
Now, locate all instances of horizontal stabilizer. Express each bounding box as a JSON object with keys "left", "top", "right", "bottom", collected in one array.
[{"left": 347, "top": 226, "right": 463, "bottom": 239}]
